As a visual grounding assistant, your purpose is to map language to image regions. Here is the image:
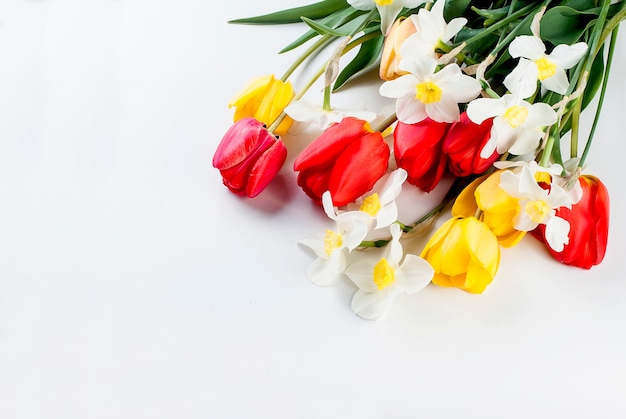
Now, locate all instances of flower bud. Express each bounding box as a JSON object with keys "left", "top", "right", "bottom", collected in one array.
[
  {"left": 421, "top": 216, "right": 500, "bottom": 294},
  {"left": 213, "top": 118, "right": 287, "bottom": 198},
  {"left": 394, "top": 118, "right": 450, "bottom": 192},
  {"left": 443, "top": 112, "right": 499, "bottom": 177},
  {"left": 228, "top": 74, "right": 295, "bottom": 136},
  {"left": 293, "top": 117, "right": 390, "bottom": 206},
  {"left": 379, "top": 17, "right": 417, "bottom": 81},
  {"left": 532, "top": 175, "right": 609, "bottom": 269}
]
